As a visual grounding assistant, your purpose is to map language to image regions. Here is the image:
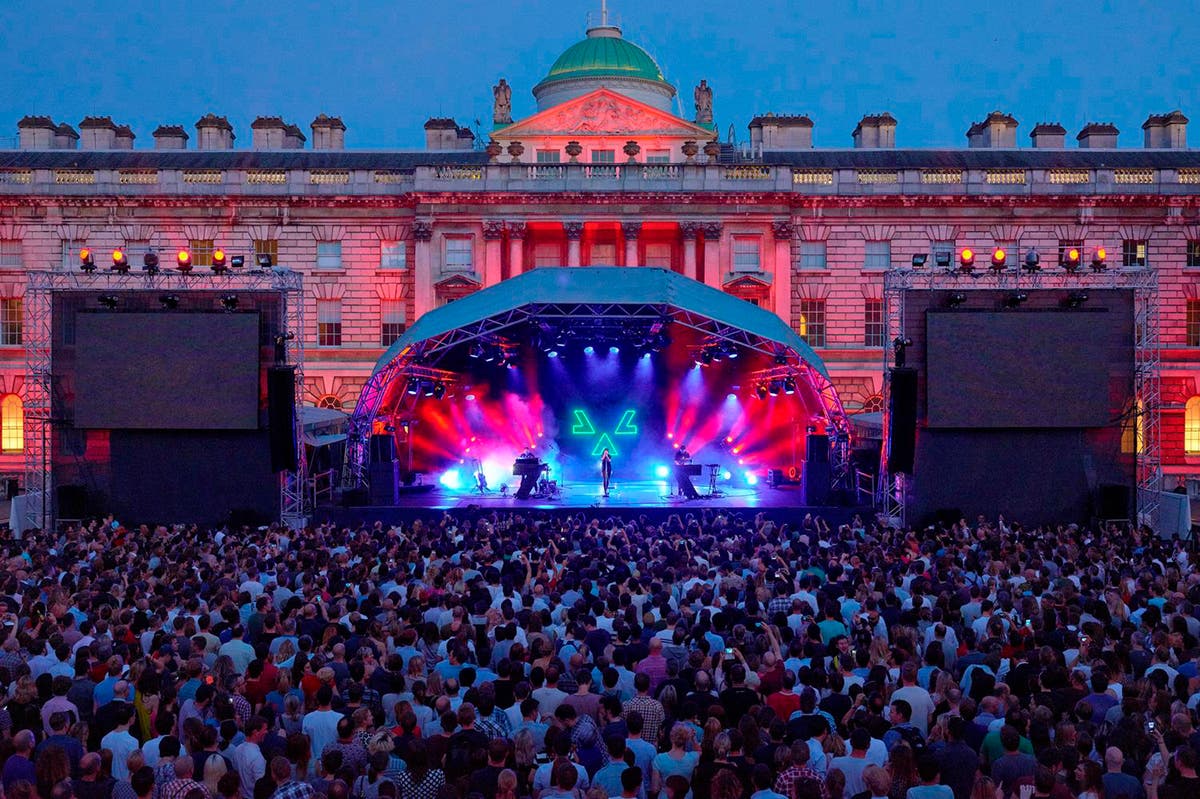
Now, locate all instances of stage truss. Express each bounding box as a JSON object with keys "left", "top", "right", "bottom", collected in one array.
[
  {"left": 24, "top": 269, "right": 307, "bottom": 531},
  {"left": 881, "top": 265, "right": 1160, "bottom": 528},
  {"left": 345, "top": 301, "right": 851, "bottom": 490}
]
